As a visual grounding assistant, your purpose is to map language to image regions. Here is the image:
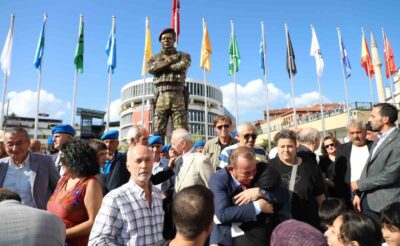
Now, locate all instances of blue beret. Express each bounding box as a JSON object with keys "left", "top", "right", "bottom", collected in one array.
[
  {"left": 232, "top": 130, "right": 238, "bottom": 137},
  {"left": 162, "top": 144, "right": 171, "bottom": 153},
  {"left": 148, "top": 136, "right": 163, "bottom": 146},
  {"left": 101, "top": 130, "right": 119, "bottom": 141},
  {"left": 47, "top": 136, "right": 54, "bottom": 145},
  {"left": 51, "top": 124, "right": 76, "bottom": 136},
  {"left": 194, "top": 141, "right": 205, "bottom": 149}
]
